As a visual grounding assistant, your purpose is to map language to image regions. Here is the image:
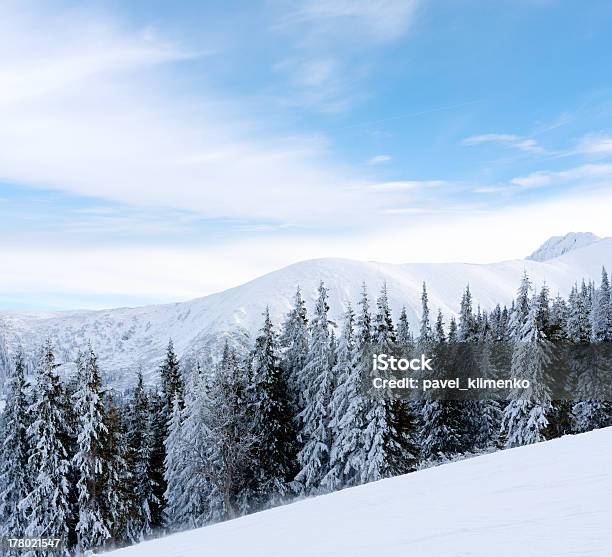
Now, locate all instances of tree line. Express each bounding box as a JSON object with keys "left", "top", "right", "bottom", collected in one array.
[{"left": 1, "top": 268, "right": 611, "bottom": 555}]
